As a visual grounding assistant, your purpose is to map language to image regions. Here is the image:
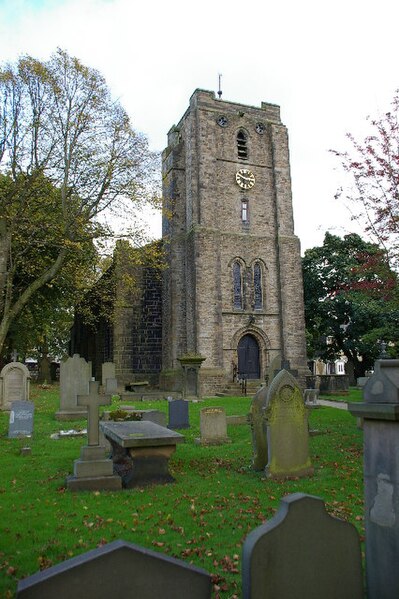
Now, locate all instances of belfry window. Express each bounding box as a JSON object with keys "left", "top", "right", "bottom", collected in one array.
[
  {"left": 233, "top": 262, "right": 243, "bottom": 309},
  {"left": 241, "top": 200, "right": 248, "bottom": 223},
  {"left": 237, "top": 130, "right": 248, "bottom": 160},
  {"left": 254, "top": 262, "right": 263, "bottom": 309}
]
